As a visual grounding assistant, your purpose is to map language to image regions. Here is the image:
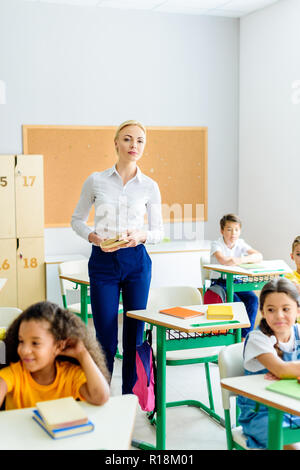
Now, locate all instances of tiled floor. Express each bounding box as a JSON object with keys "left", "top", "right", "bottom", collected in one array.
[{"left": 109, "top": 321, "right": 229, "bottom": 450}]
